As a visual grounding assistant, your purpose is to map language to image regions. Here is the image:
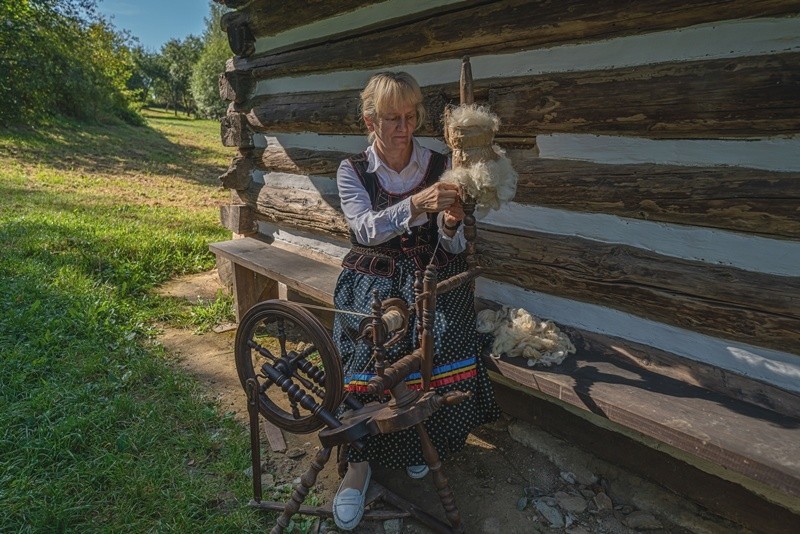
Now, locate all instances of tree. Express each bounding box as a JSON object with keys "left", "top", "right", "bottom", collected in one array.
[
  {"left": 190, "top": 2, "right": 231, "bottom": 119},
  {"left": 128, "top": 47, "right": 167, "bottom": 105},
  {"left": 157, "top": 36, "right": 203, "bottom": 116}
]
